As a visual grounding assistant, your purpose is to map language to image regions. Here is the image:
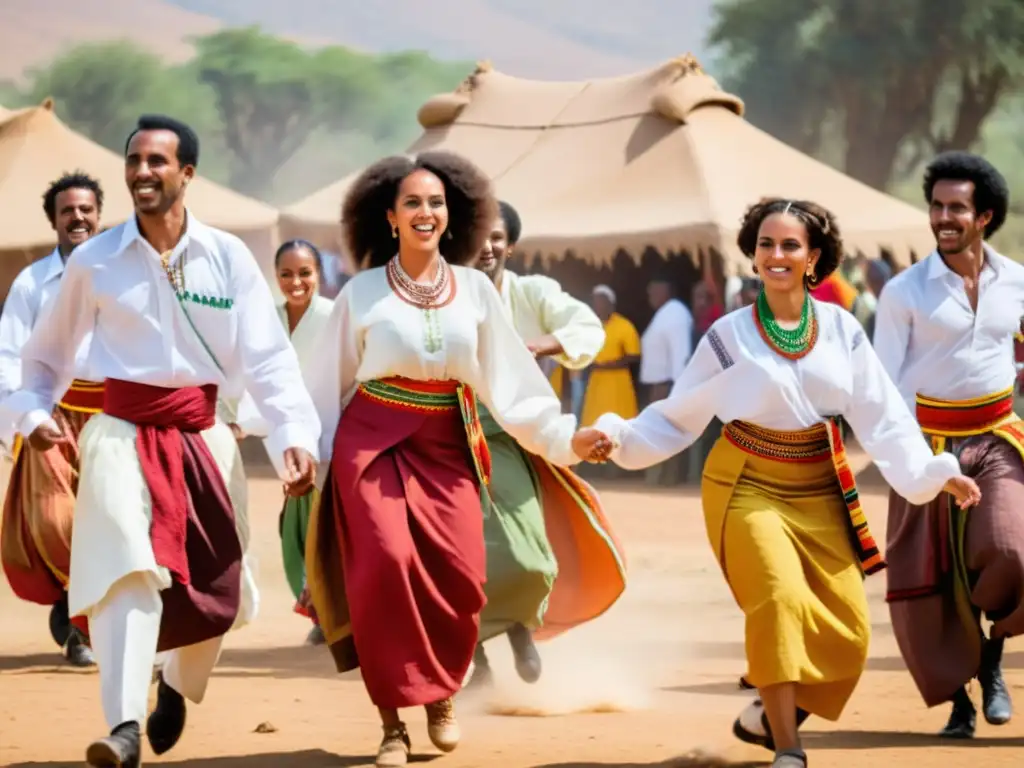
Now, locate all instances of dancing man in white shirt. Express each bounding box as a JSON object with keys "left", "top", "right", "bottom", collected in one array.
[
  {"left": 874, "top": 151, "right": 1024, "bottom": 738},
  {"left": 2, "top": 114, "right": 319, "bottom": 768},
  {"left": 469, "top": 200, "right": 625, "bottom": 687},
  {"left": 0, "top": 172, "right": 103, "bottom": 667},
  {"left": 639, "top": 278, "right": 693, "bottom": 486}
]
